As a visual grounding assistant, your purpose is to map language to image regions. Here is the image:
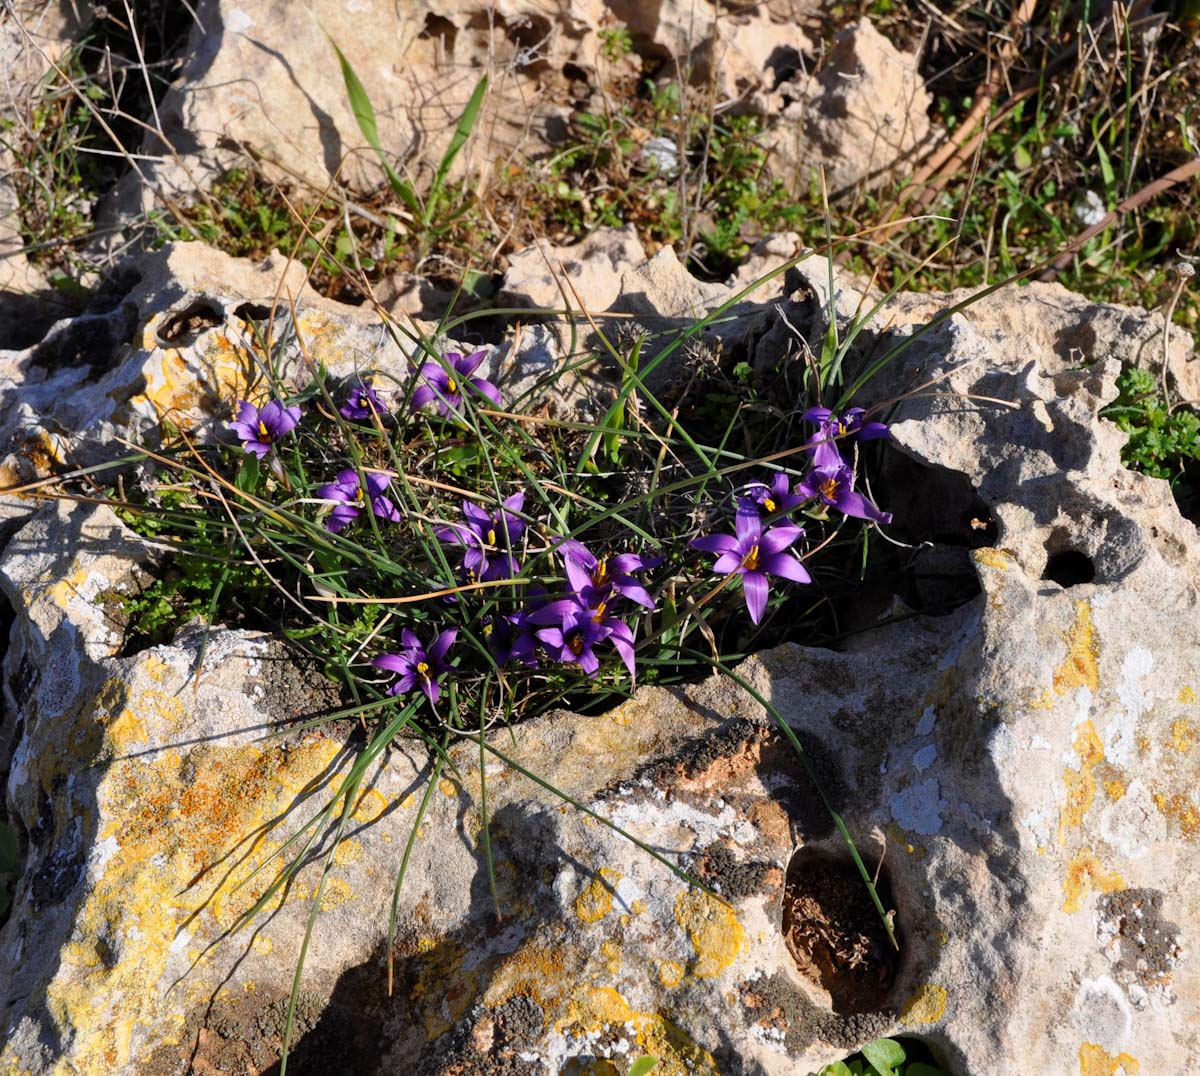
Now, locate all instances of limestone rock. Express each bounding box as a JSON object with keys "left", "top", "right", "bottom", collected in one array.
[
  {"left": 133, "top": 0, "right": 602, "bottom": 202},
  {"left": 1, "top": 243, "right": 1199, "bottom": 1074},
  {"left": 501, "top": 224, "right": 646, "bottom": 313},
  {"left": 773, "top": 20, "right": 933, "bottom": 193}
]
